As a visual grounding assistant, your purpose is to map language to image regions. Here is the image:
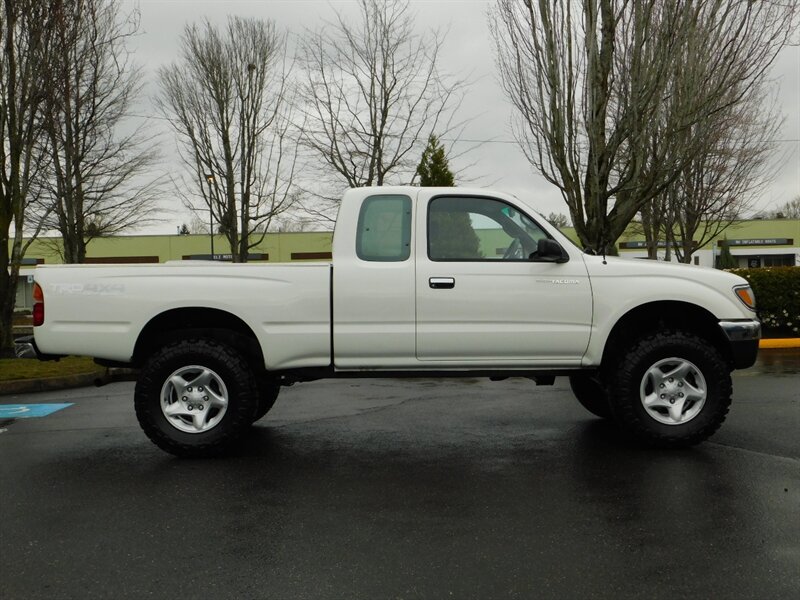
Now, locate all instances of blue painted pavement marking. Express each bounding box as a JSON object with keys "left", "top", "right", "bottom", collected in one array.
[{"left": 0, "top": 403, "right": 73, "bottom": 419}]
